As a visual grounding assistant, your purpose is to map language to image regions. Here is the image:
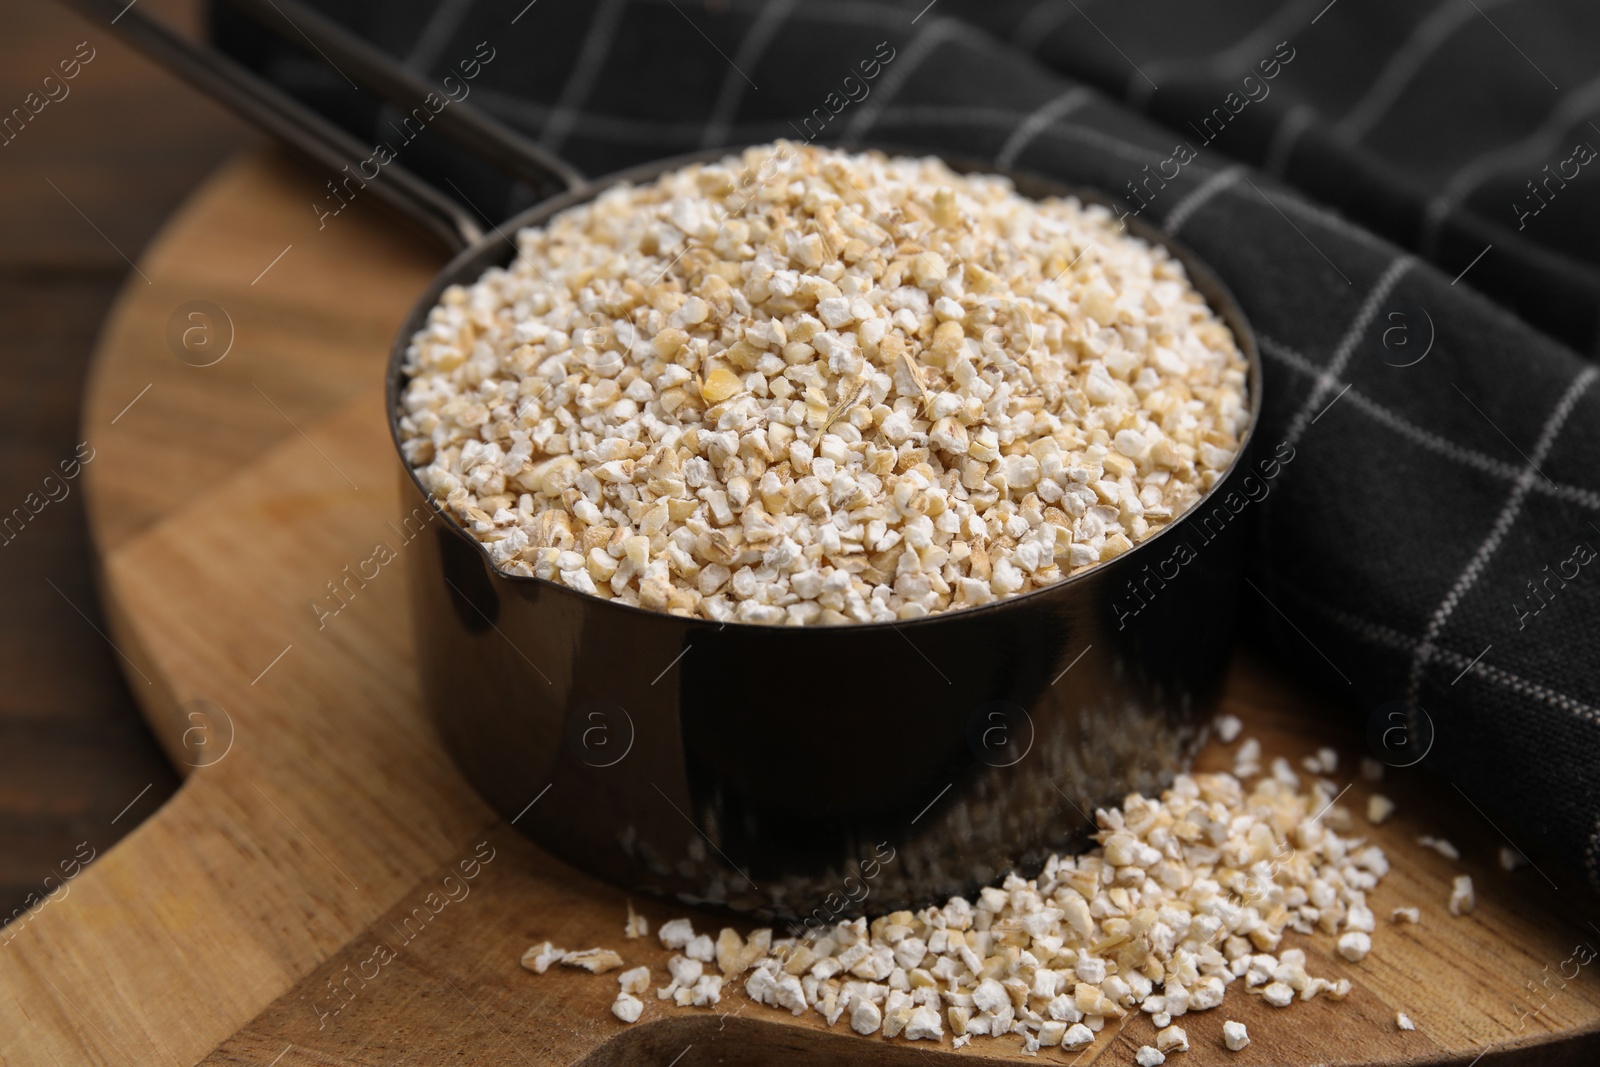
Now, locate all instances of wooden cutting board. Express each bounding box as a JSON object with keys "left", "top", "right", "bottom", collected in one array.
[{"left": 2, "top": 147, "right": 1597, "bottom": 1067}]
